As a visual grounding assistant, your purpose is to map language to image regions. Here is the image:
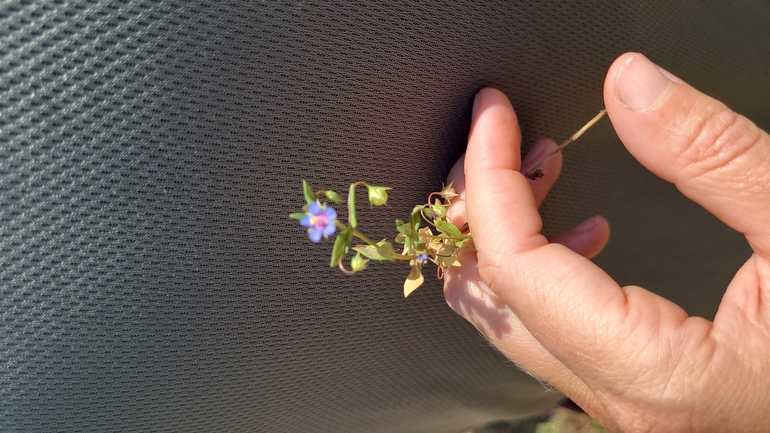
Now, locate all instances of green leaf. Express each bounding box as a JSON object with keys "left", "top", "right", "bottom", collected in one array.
[
  {"left": 404, "top": 265, "right": 424, "bottom": 297},
  {"left": 395, "top": 219, "right": 411, "bottom": 235},
  {"left": 396, "top": 220, "right": 409, "bottom": 234},
  {"left": 289, "top": 212, "right": 306, "bottom": 220},
  {"left": 430, "top": 242, "right": 456, "bottom": 257},
  {"left": 353, "top": 245, "right": 382, "bottom": 260},
  {"left": 324, "top": 190, "right": 342, "bottom": 203},
  {"left": 410, "top": 211, "right": 421, "bottom": 232},
  {"left": 408, "top": 212, "right": 421, "bottom": 254},
  {"left": 402, "top": 212, "right": 422, "bottom": 256},
  {"left": 436, "top": 255, "right": 461, "bottom": 268},
  {"left": 411, "top": 204, "right": 426, "bottom": 216},
  {"left": 459, "top": 243, "right": 475, "bottom": 252},
  {"left": 434, "top": 220, "right": 462, "bottom": 238},
  {"left": 347, "top": 183, "right": 357, "bottom": 229},
  {"left": 353, "top": 240, "right": 395, "bottom": 261},
  {"left": 430, "top": 202, "right": 446, "bottom": 219},
  {"left": 303, "top": 180, "right": 316, "bottom": 205},
  {"left": 350, "top": 252, "right": 369, "bottom": 272},
  {"left": 376, "top": 240, "right": 394, "bottom": 259},
  {"left": 456, "top": 235, "right": 474, "bottom": 251},
  {"left": 394, "top": 233, "right": 407, "bottom": 244},
  {"left": 330, "top": 230, "right": 352, "bottom": 267}
]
